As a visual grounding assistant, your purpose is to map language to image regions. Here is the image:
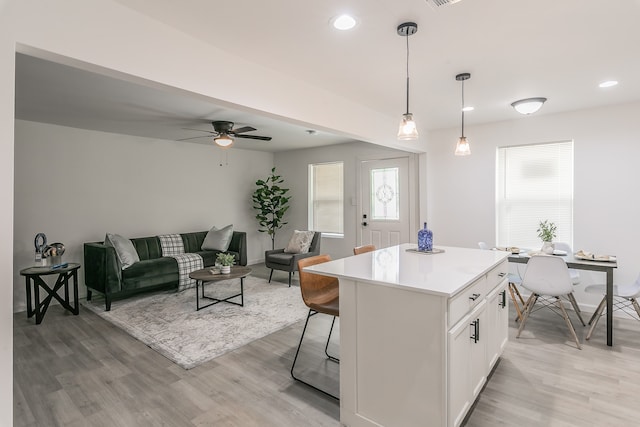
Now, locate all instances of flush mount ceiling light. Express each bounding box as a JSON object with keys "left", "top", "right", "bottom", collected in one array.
[
  {"left": 454, "top": 73, "right": 471, "bottom": 156},
  {"left": 511, "top": 97, "right": 547, "bottom": 115},
  {"left": 214, "top": 134, "right": 234, "bottom": 148},
  {"left": 332, "top": 14, "right": 357, "bottom": 30},
  {"left": 599, "top": 80, "right": 619, "bottom": 88},
  {"left": 397, "top": 22, "right": 419, "bottom": 141}
]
